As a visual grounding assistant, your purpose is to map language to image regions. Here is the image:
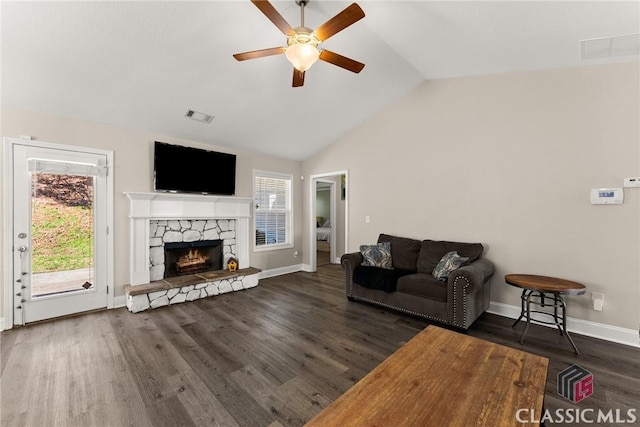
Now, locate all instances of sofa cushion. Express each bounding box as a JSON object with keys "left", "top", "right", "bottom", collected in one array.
[
  {"left": 353, "top": 266, "right": 414, "bottom": 293},
  {"left": 432, "top": 251, "right": 469, "bottom": 281},
  {"left": 396, "top": 274, "right": 448, "bottom": 302},
  {"left": 360, "top": 242, "right": 393, "bottom": 269},
  {"left": 417, "top": 240, "right": 484, "bottom": 274},
  {"left": 377, "top": 234, "right": 421, "bottom": 271}
]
